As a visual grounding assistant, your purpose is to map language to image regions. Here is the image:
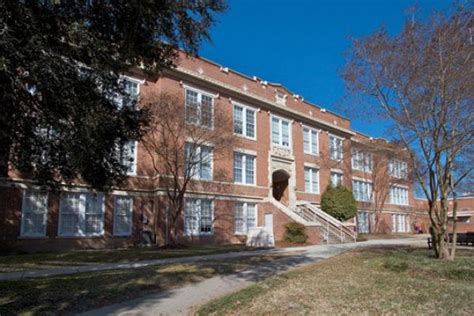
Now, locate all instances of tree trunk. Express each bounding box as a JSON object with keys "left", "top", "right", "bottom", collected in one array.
[{"left": 0, "top": 140, "right": 10, "bottom": 178}]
